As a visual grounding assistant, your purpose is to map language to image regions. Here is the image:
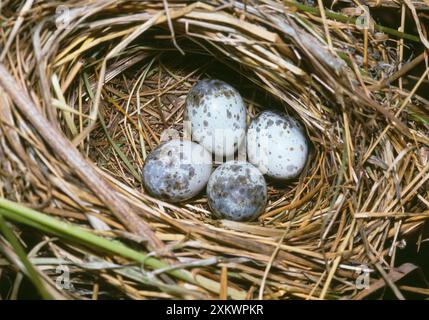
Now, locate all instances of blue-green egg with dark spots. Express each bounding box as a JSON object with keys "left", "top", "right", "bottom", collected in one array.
[
  {"left": 247, "top": 110, "right": 308, "bottom": 180},
  {"left": 207, "top": 161, "right": 267, "bottom": 221},
  {"left": 142, "top": 139, "right": 212, "bottom": 202},
  {"left": 185, "top": 79, "right": 247, "bottom": 157}
]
